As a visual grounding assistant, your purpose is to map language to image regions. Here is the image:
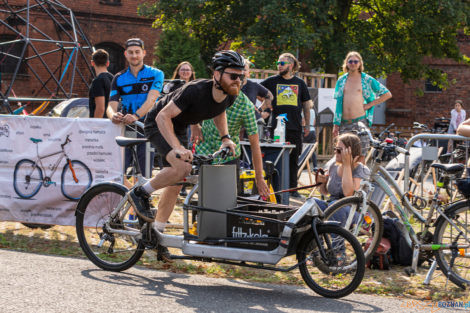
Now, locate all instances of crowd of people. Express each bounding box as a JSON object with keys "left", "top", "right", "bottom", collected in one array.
[{"left": 93, "top": 39, "right": 464, "bottom": 262}]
